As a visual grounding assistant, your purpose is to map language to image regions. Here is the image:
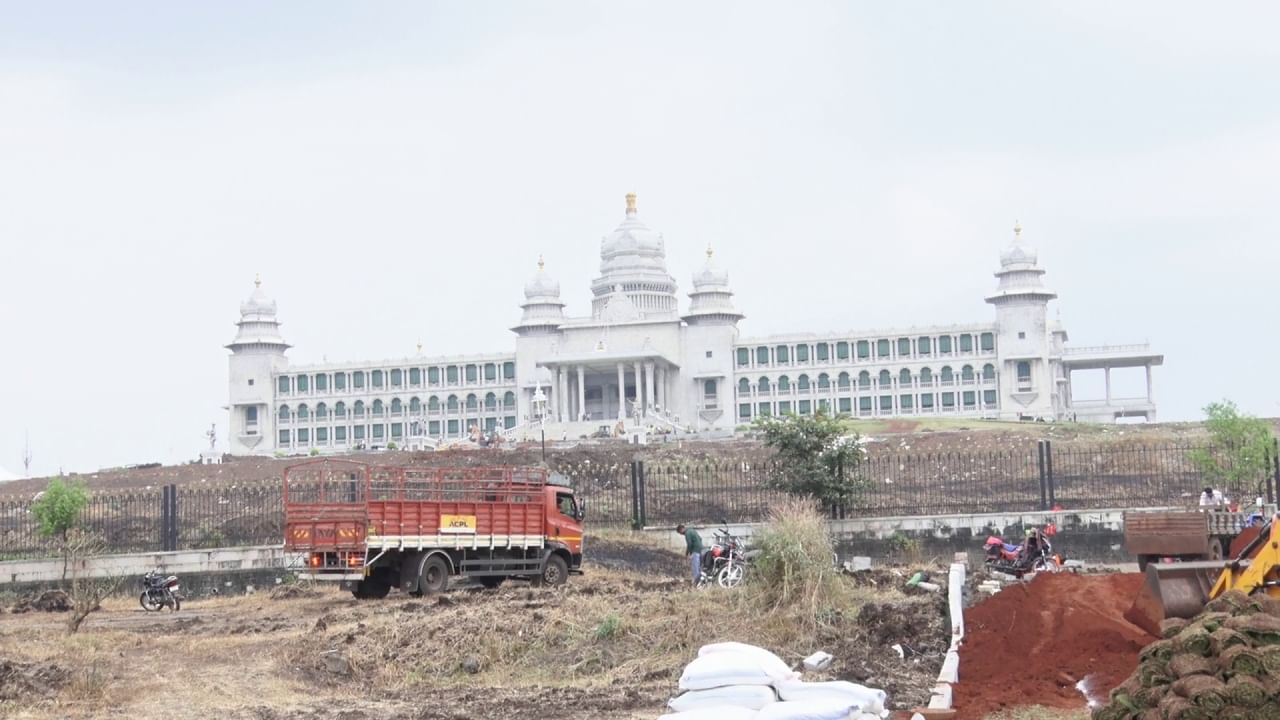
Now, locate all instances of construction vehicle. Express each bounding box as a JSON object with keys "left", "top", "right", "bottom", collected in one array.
[
  {"left": 1123, "top": 509, "right": 1258, "bottom": 570},
  {"left": 284, "top": 459, "right": 584, "bottom": 598},
  {"left": 1125, "top": 506, "right": 1275, "bottom": 636}
]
